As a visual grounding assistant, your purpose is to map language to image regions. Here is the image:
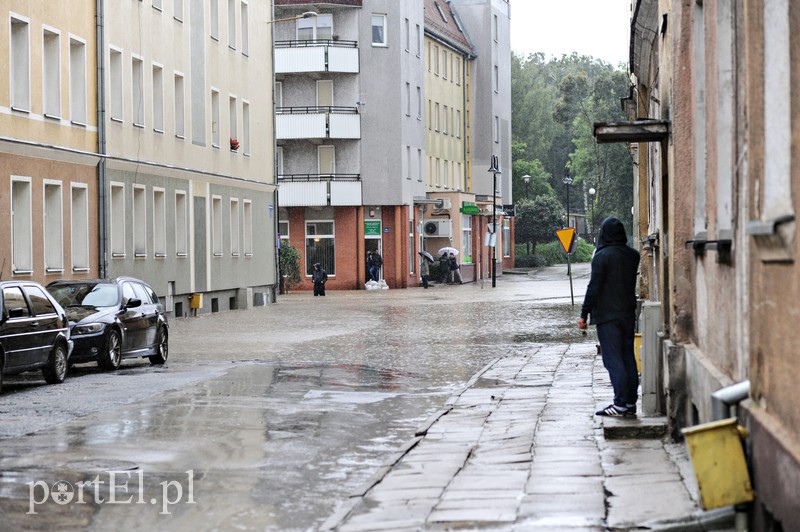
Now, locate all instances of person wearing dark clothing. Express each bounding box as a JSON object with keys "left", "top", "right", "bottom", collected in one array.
[
  {"left": 370, "top": 252, "right": 383, "bottom": 282},
  {"left": 366, "top": 251, "right": 374, "bottom": 283},
  {"left": 578, "top": 217, "right": 641, "bottom": 417},
  {"left": 312, "top": 263, "right": 328, "bottom": 296},
  {"left": 449, "top": 253, "right": 463, "bottom": 284},
  {"left": 438, "top": 252, "right": 451, "bottom": 284}
]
